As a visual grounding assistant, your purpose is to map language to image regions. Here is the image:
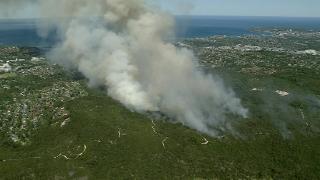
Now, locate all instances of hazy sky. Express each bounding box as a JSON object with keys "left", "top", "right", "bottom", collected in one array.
[
  {"left": 154, "top": 0, "right": 320, "bottom": 17},
  {"left": 1, "top": 0, "right": 320, "bottom": 18}
]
